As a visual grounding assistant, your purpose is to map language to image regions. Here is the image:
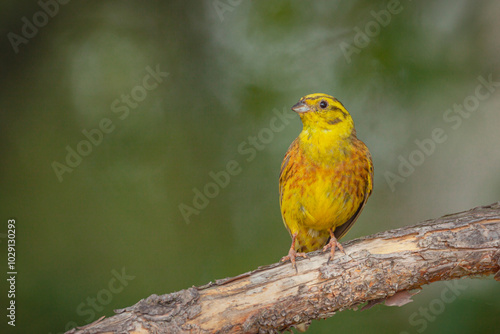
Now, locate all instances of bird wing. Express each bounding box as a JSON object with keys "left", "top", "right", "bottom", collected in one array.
[
  {"left": 333, "top": 191, "right": 369, "bottom": 240},
  {"left": 279, "top": 138, "right": 299, "bottom": 205},
  {"left": 334, "top": 141, "right": 373, "bottom": 240},
  {"left": 279, "top": 138, "right": 300, "bottom": 237}
]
